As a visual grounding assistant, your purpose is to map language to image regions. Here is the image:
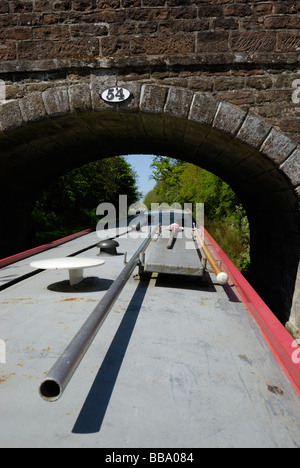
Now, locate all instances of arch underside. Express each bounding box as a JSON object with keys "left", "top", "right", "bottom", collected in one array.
[{"left": 0, "top": 92, "right": 299, "bottom": 325}]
